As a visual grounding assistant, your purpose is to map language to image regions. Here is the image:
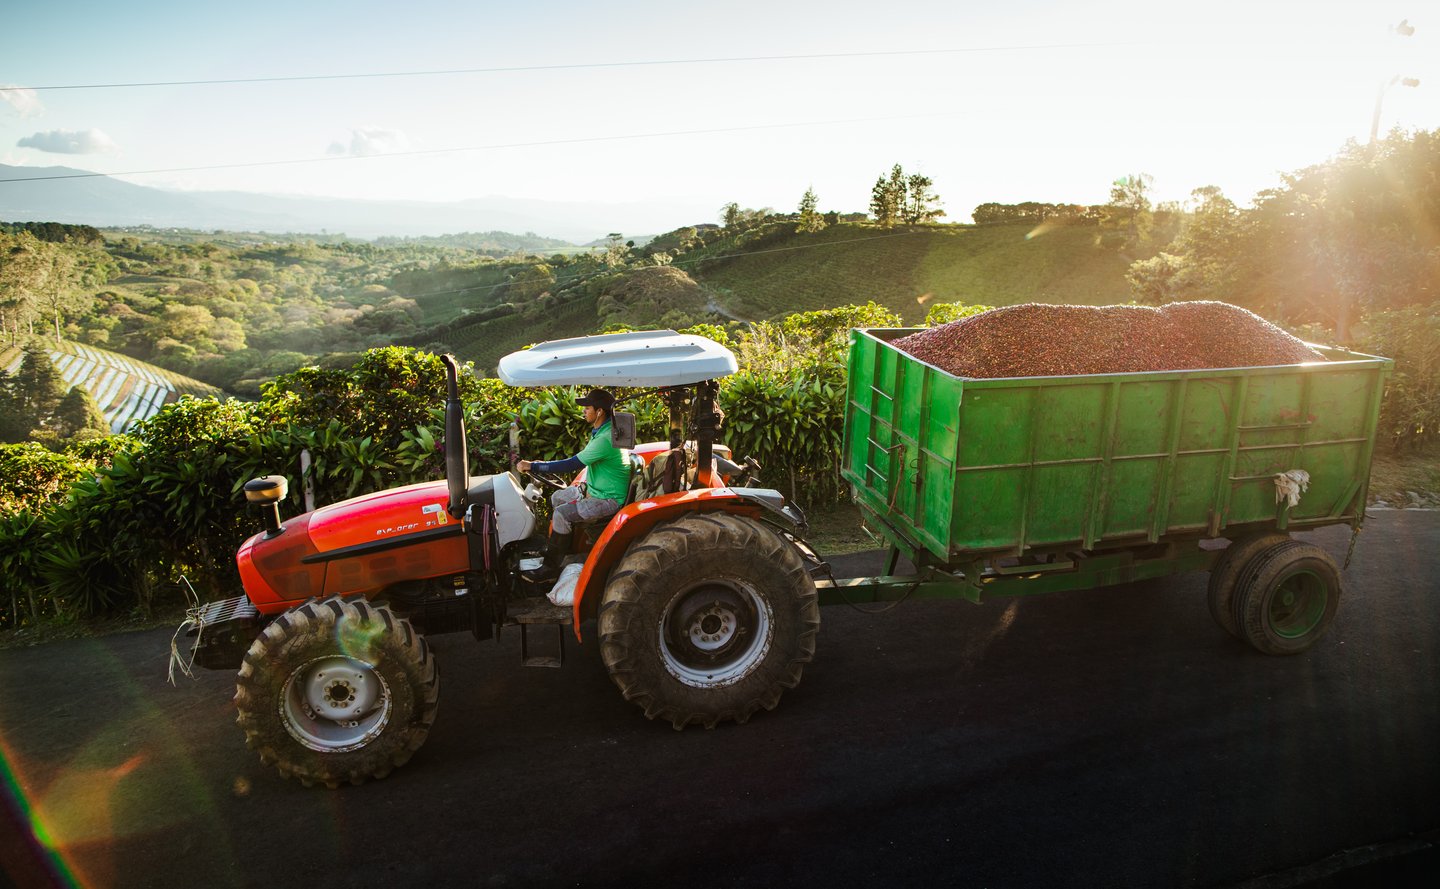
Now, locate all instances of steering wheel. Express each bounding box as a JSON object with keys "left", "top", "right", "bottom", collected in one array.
[{"left": 527, "top": 470, "right": 569, "bottom": 491}]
